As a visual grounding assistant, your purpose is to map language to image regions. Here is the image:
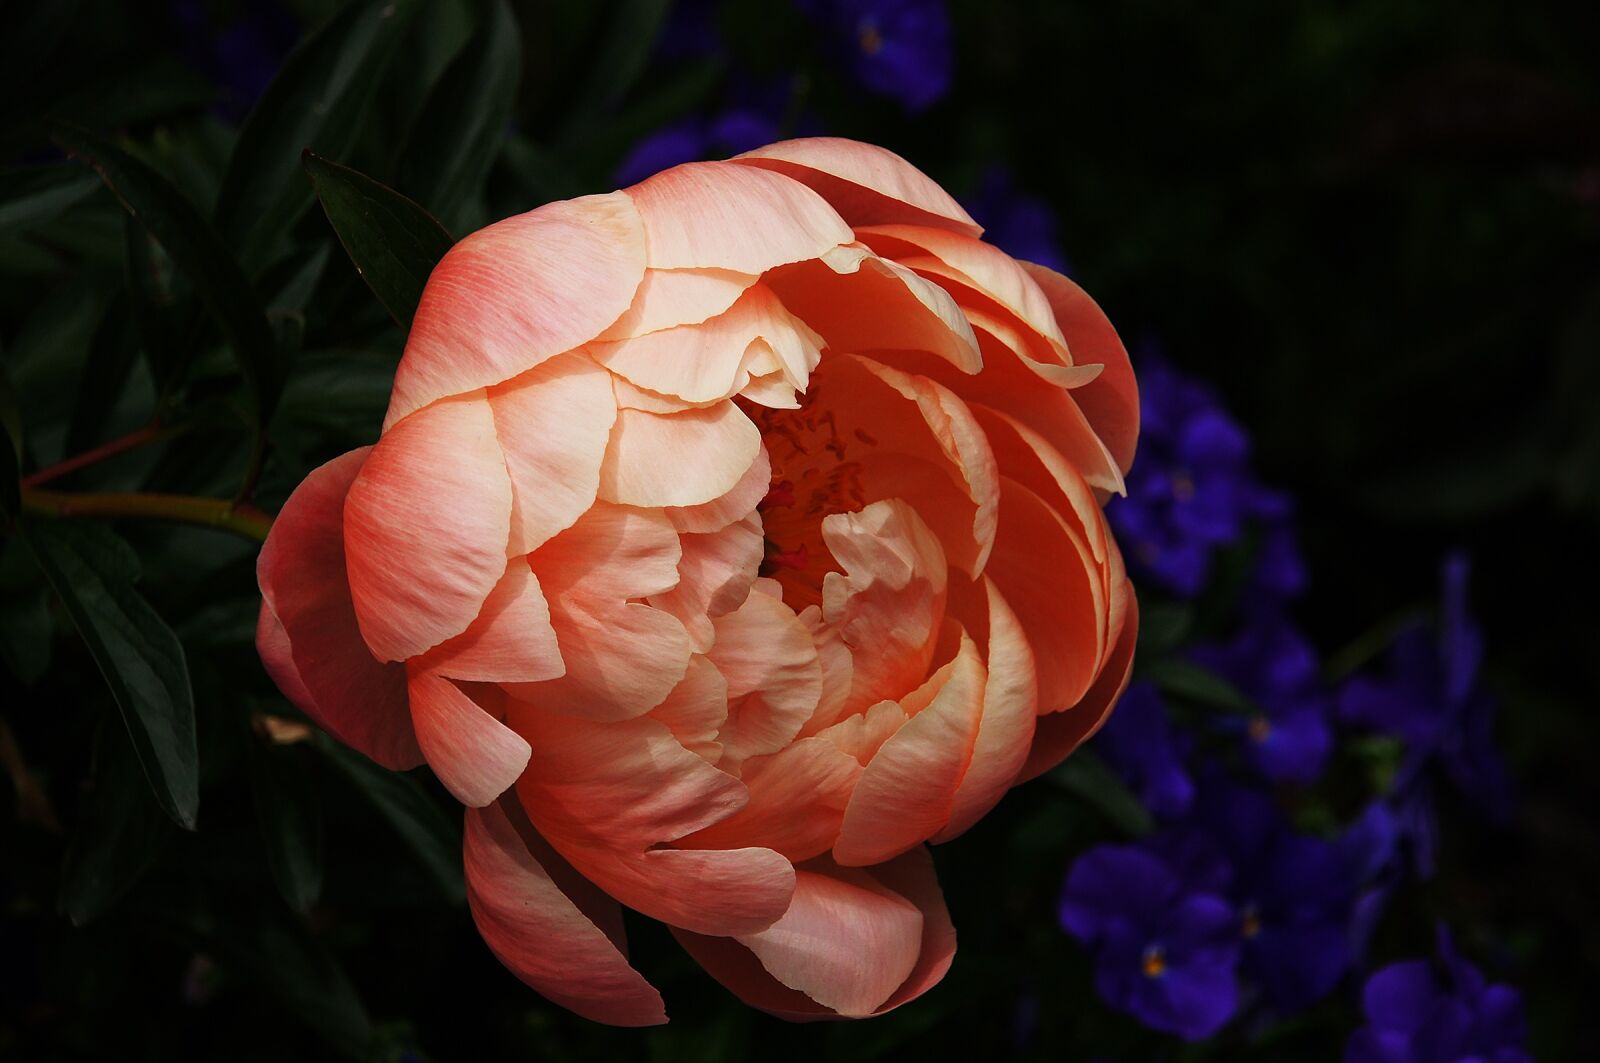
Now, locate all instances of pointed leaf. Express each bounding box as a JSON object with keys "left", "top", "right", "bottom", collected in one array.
[
  {"left": 304, "top": 152, "right": 453, "bottom": 329},
  {"left": 215, "top": 0, "right": 422, "bottom": 269},
  {"left": 21, "top": 520, "right": 198, "bottom": 828},
  {"left": 58, "top": 721, "right": 174, "bottom": 924},
  {"left": 1050, "top": 749, "right": 1154, "bottom": 838},
  {"left": 0, "top": 164, "right": 100, "bottom": 237}
]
